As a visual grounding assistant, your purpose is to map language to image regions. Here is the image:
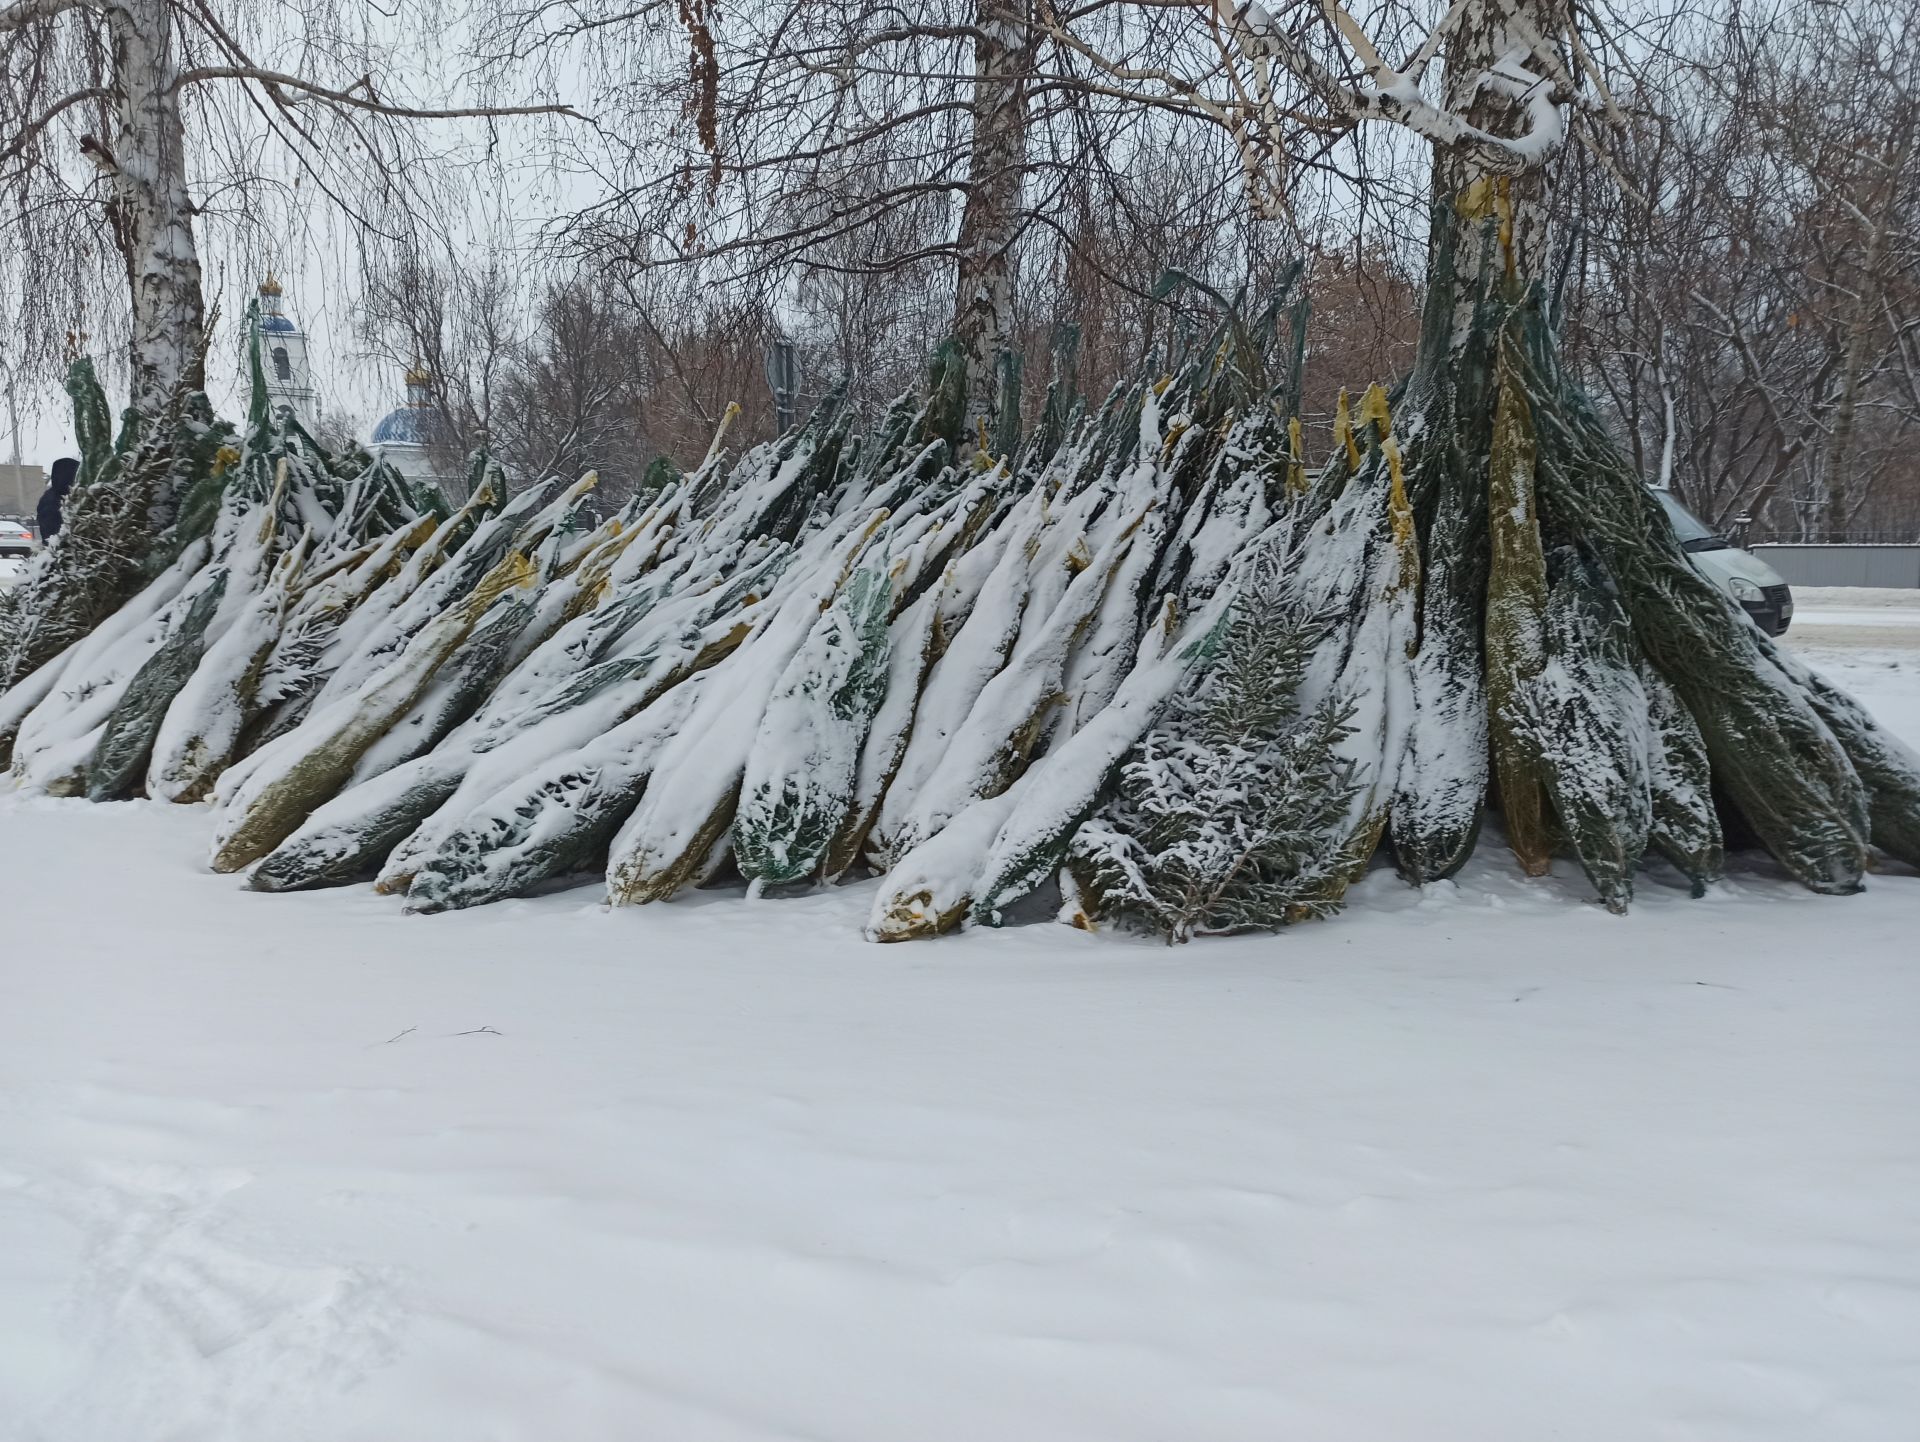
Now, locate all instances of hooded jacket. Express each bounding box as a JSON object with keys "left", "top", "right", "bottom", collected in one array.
[{"left": 37, "top": 456, "right": 77, "bottom": 540}]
